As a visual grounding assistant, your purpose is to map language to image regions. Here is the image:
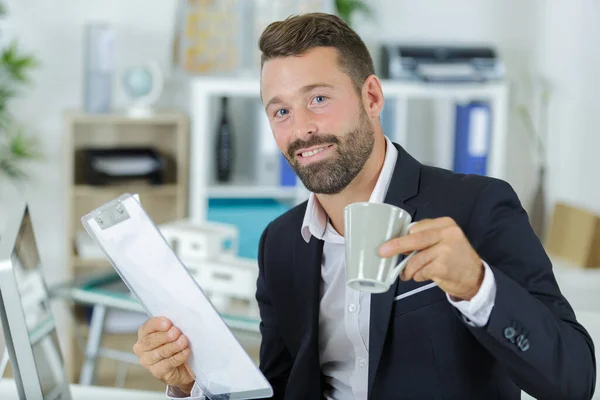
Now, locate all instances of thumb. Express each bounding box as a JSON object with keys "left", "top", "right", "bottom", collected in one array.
[{"left": 184, "top": 362, "right": 196, "bottom": 380}]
